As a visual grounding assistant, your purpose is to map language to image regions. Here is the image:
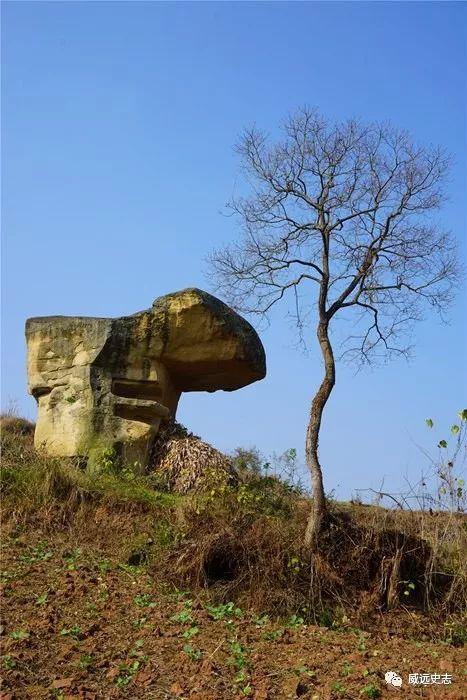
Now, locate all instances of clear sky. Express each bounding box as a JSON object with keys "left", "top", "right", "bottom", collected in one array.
[{"left": 2, "top": 1, "right": 466, "bottom": 500}]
